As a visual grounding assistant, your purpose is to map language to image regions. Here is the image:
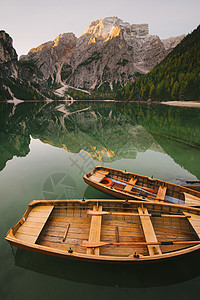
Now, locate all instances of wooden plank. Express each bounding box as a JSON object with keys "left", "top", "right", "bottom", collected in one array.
[
  {"left": 123, "top": 178, "right": 137, "bottom": 192},
  {"left": 15, "top": 232, "right": 37, "bottom": 243},
  {"left": 89, "top": 170, "right": 109, "bottom": 183},
  {"left": 24, "top": 216, "right": 50, "bottom": 223},
  {"left": 184, "top": 192, "right": 200, "bottom": 206},
  {"left": 28, "top": 209, "right": 54, "bottom": 218},
  {"left": 100, "top": 245, "right": 148, "bottom": 256},
  {"left": 89, "top": 174, "right": 106, "bottom": 183},
  {"left": 138, "top": 207, "right": 162, "bottom": 256},
  {"left": 15, "top": 205, "right": 54, "bottom": 244},
  {"left": 87, "top": 205, "right": 102, "bottom": 255},
  {"left": 183, "top": 212, "right": 200, "bottom": 238},
  {"left": 43, "top": 225, "right": 142, "bottom": 239},
  {"left": 17, "top": 226, "right": 41, "bottom": 236},
  {"left": 20, "top": 221, "right": 45, "bottom": 229},
  {"left": 156, "top": 186, "right": 167, "bottom": 201},
  {"left": 38, "top": 240, "right": 90, "bottom": 254},
  {"left": 41, "top": 230, "right": 89, "bottom": 241},
  {"left": 96, "top": 170, "right": 110, "bottom": 175},
  {"left": 29, "top": 206, "right": 54, "bottom": 212}
]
